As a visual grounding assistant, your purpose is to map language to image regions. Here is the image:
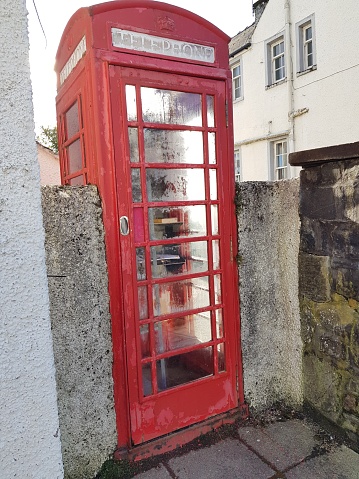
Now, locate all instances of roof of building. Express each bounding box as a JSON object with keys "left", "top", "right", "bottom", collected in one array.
[{"left": 229, "top": 23, "right": 256, "bottom": 56}]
